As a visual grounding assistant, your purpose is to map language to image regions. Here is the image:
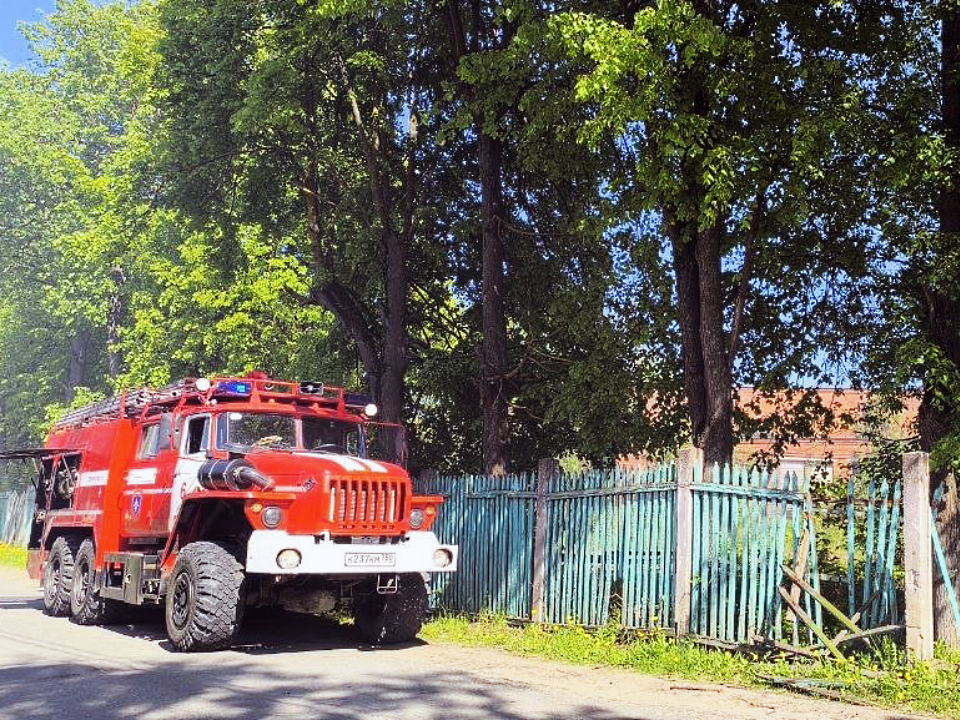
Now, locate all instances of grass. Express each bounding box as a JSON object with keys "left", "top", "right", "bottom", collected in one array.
[
  {"left": 421, "top": 614, "right": 960, "bottom": 718},
  {"left": 0, "top": 543, "right": 27, "bottom": 569}
]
